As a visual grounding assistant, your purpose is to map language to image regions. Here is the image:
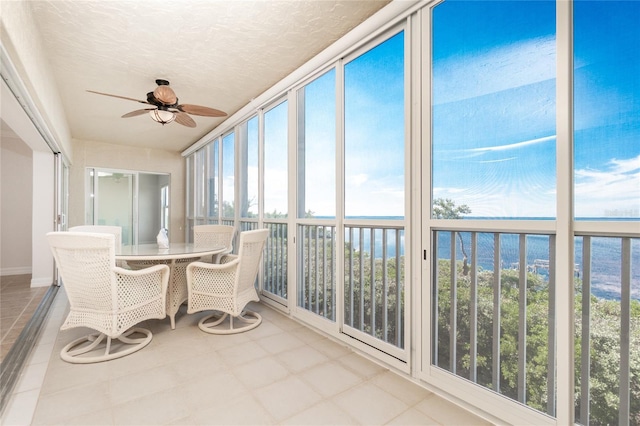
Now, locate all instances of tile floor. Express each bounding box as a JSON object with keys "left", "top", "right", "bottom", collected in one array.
[
  {"left": 0, "top": 274, "right": 48, "bottom": 363},
  {"left": 2, "top": 288, "right": 493, "bottom": 425}
]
